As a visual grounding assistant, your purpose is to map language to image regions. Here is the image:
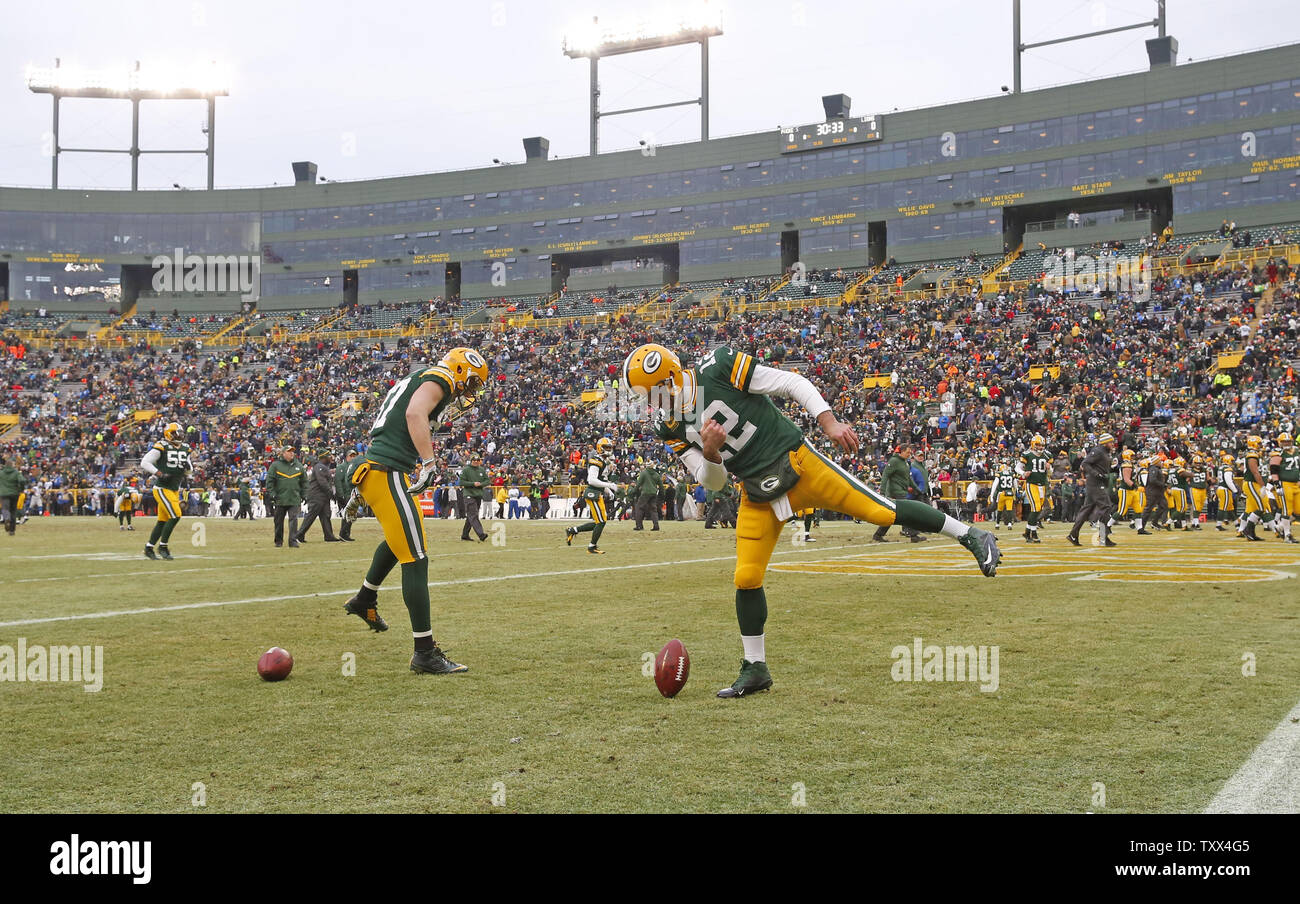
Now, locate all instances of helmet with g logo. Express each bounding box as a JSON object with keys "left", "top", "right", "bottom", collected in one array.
[
  {"left": 438, "top": 347, "right": 489, "bottom": 398},
  {"left": 623, "top": 344, "right": 684, "bottom": 408}
]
